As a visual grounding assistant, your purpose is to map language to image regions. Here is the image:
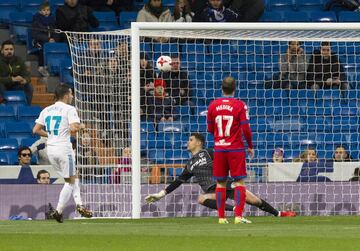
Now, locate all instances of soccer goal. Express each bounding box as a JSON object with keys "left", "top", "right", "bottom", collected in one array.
[{"left": 65, "top": 23, "right": 360, "bottom": 219}]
